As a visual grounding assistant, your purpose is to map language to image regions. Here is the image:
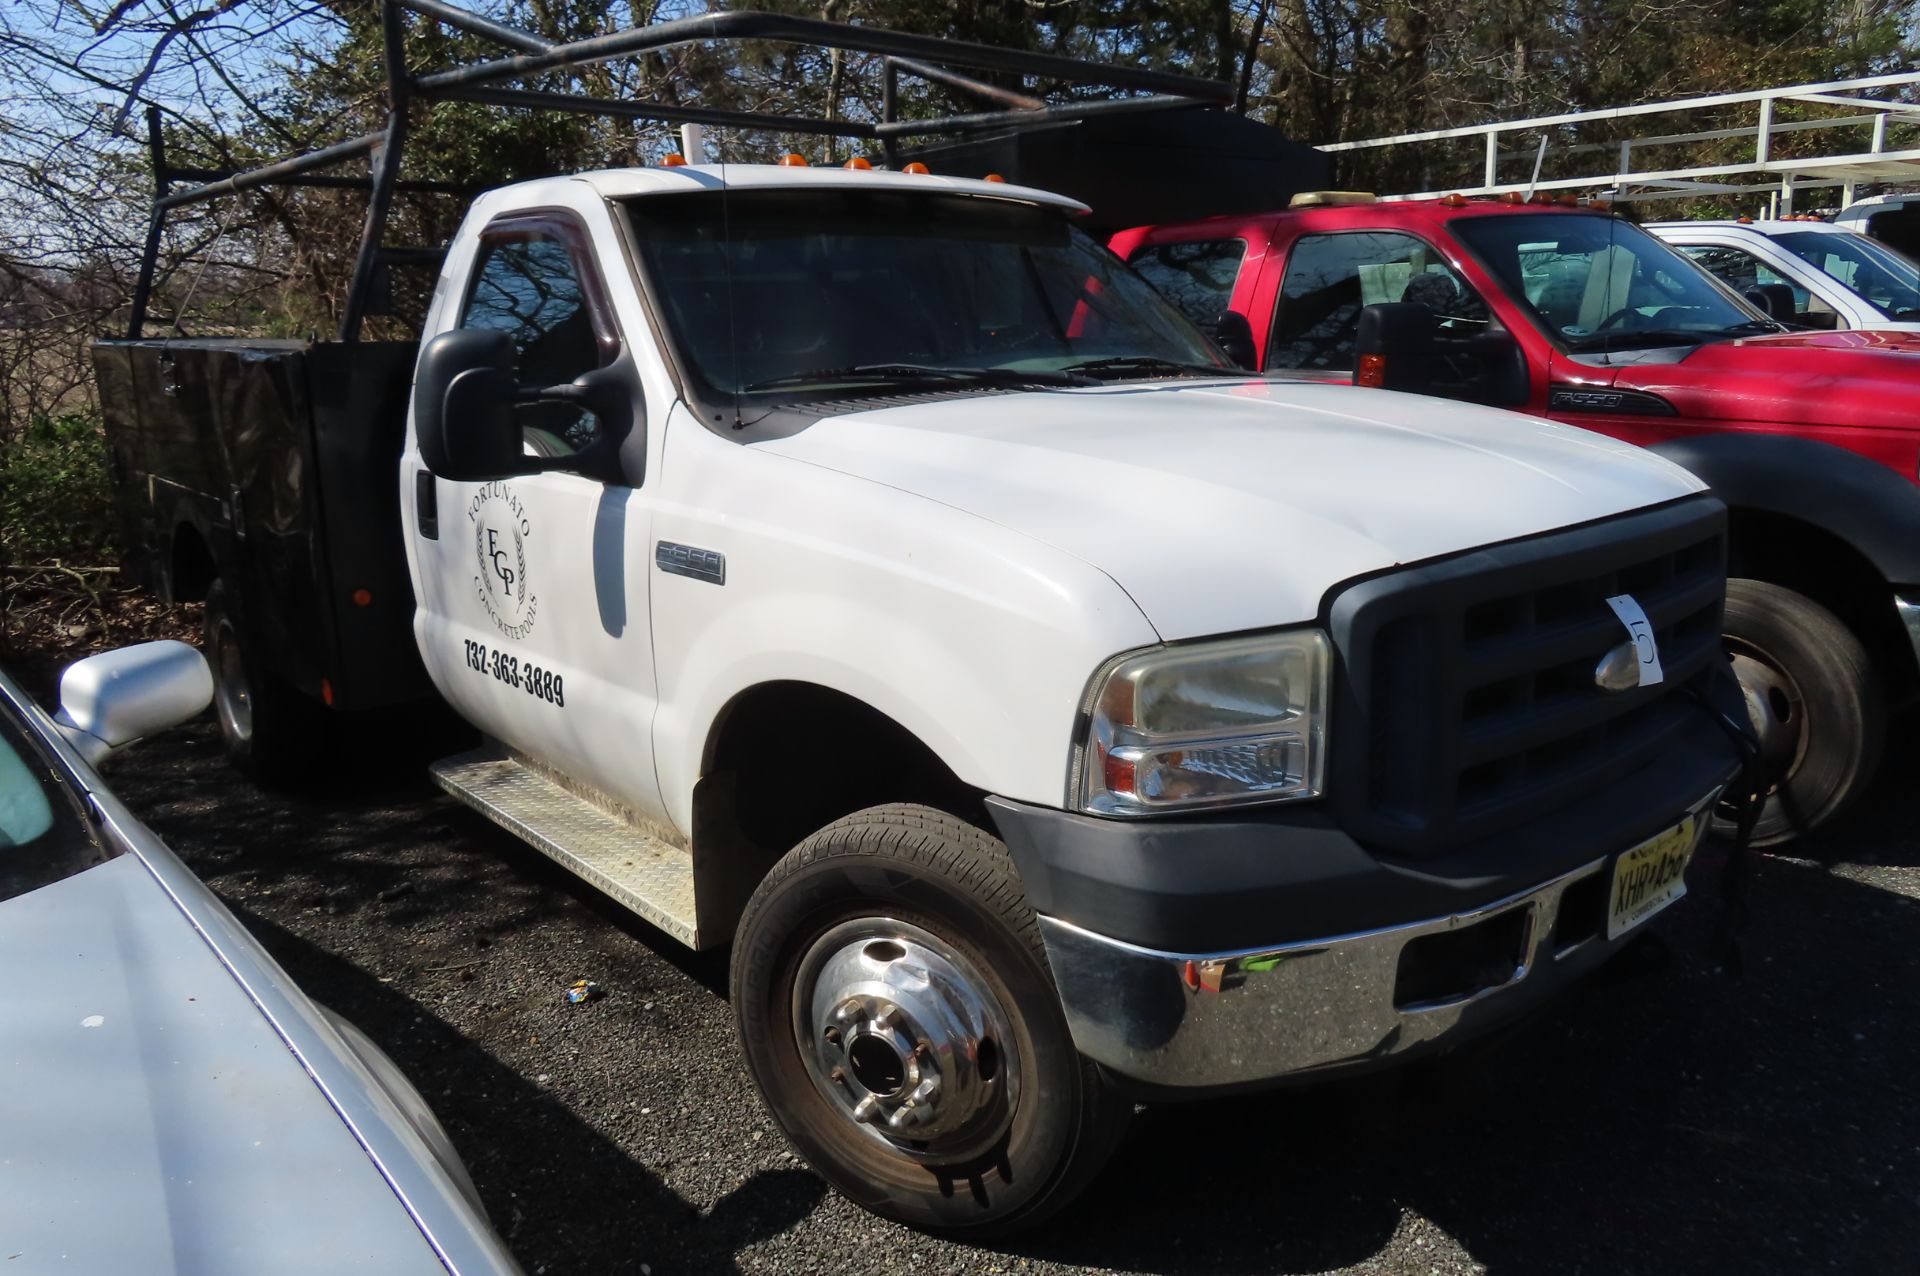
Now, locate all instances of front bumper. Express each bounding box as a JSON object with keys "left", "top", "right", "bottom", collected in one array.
[
  {"left": 987, "top": 706, "right": 1740, "bottom": 1094},
  {"left": 1034, "top": 810, "right": 1707, "bottom": 1092}
]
